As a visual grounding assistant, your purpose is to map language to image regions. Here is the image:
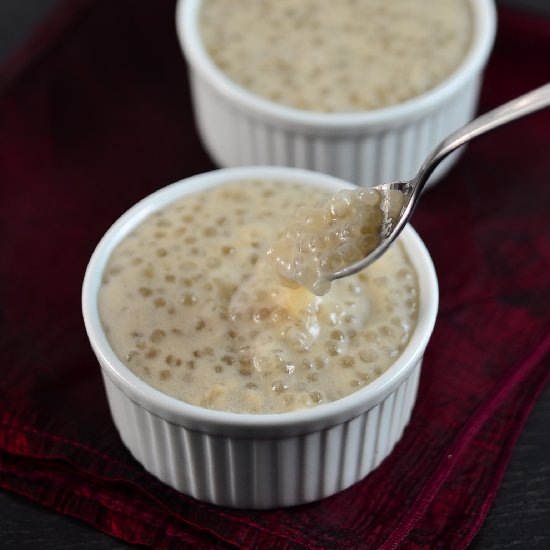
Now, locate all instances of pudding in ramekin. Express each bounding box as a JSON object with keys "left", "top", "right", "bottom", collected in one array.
[
  {"left": 82, "top": 166, "right": 438, "bottom": 508},
  {"left": 177, "top": 0, "right": 496, "bottom": 187}
]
